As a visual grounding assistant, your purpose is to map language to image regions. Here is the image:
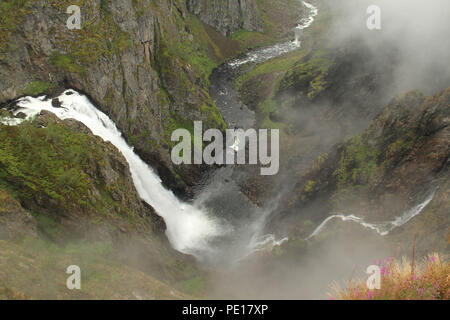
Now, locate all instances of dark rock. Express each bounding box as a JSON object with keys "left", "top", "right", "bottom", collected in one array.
[
  {"left": 15, "top": 112, "right": 27, "bottom": 119},
  {"left": 0, "top": 189, "right": 38, "bottom": 240},
  {"left": 187, "top": 0, "right": 264, "bottom": 36},
  {"left": 51, "top": 98, "right": 62, "bottom": 108}
]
